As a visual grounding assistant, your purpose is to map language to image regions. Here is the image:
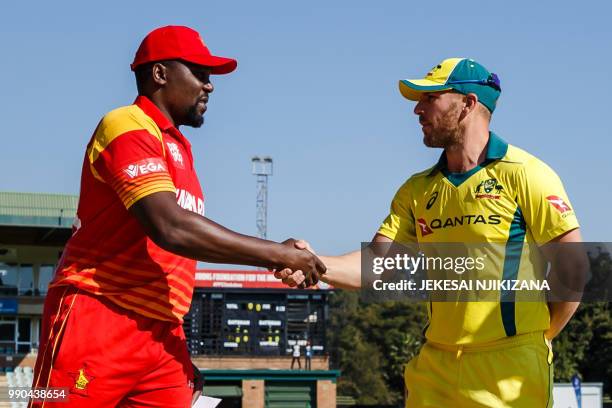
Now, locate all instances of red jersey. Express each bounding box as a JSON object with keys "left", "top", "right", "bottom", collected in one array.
[{"left": 51, "top": 96, "right": 204, "bottom": 323}]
